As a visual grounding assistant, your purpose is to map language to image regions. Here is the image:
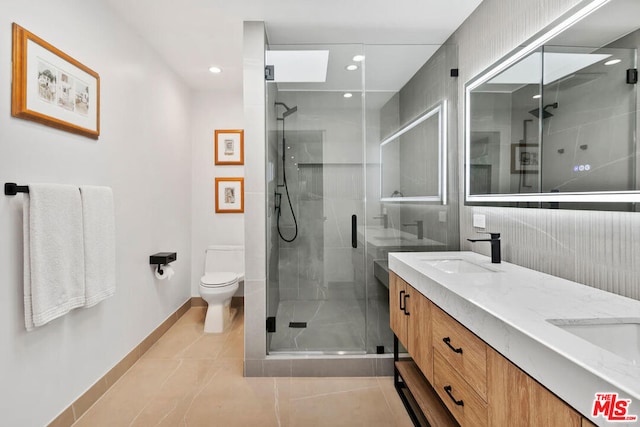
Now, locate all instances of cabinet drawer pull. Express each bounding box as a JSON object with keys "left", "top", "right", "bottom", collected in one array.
[
  {"left": 443, "top": 337, "right": 463, "bottom": 354},
  {"left": 403, "top": 294, "right": 410, "bottom": 315},
  {"left": 444, "top": 385, "right": 464, "bottom": 406},
  {"left": 399, "top": 290, "right": 405, "bottom": 312}
]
